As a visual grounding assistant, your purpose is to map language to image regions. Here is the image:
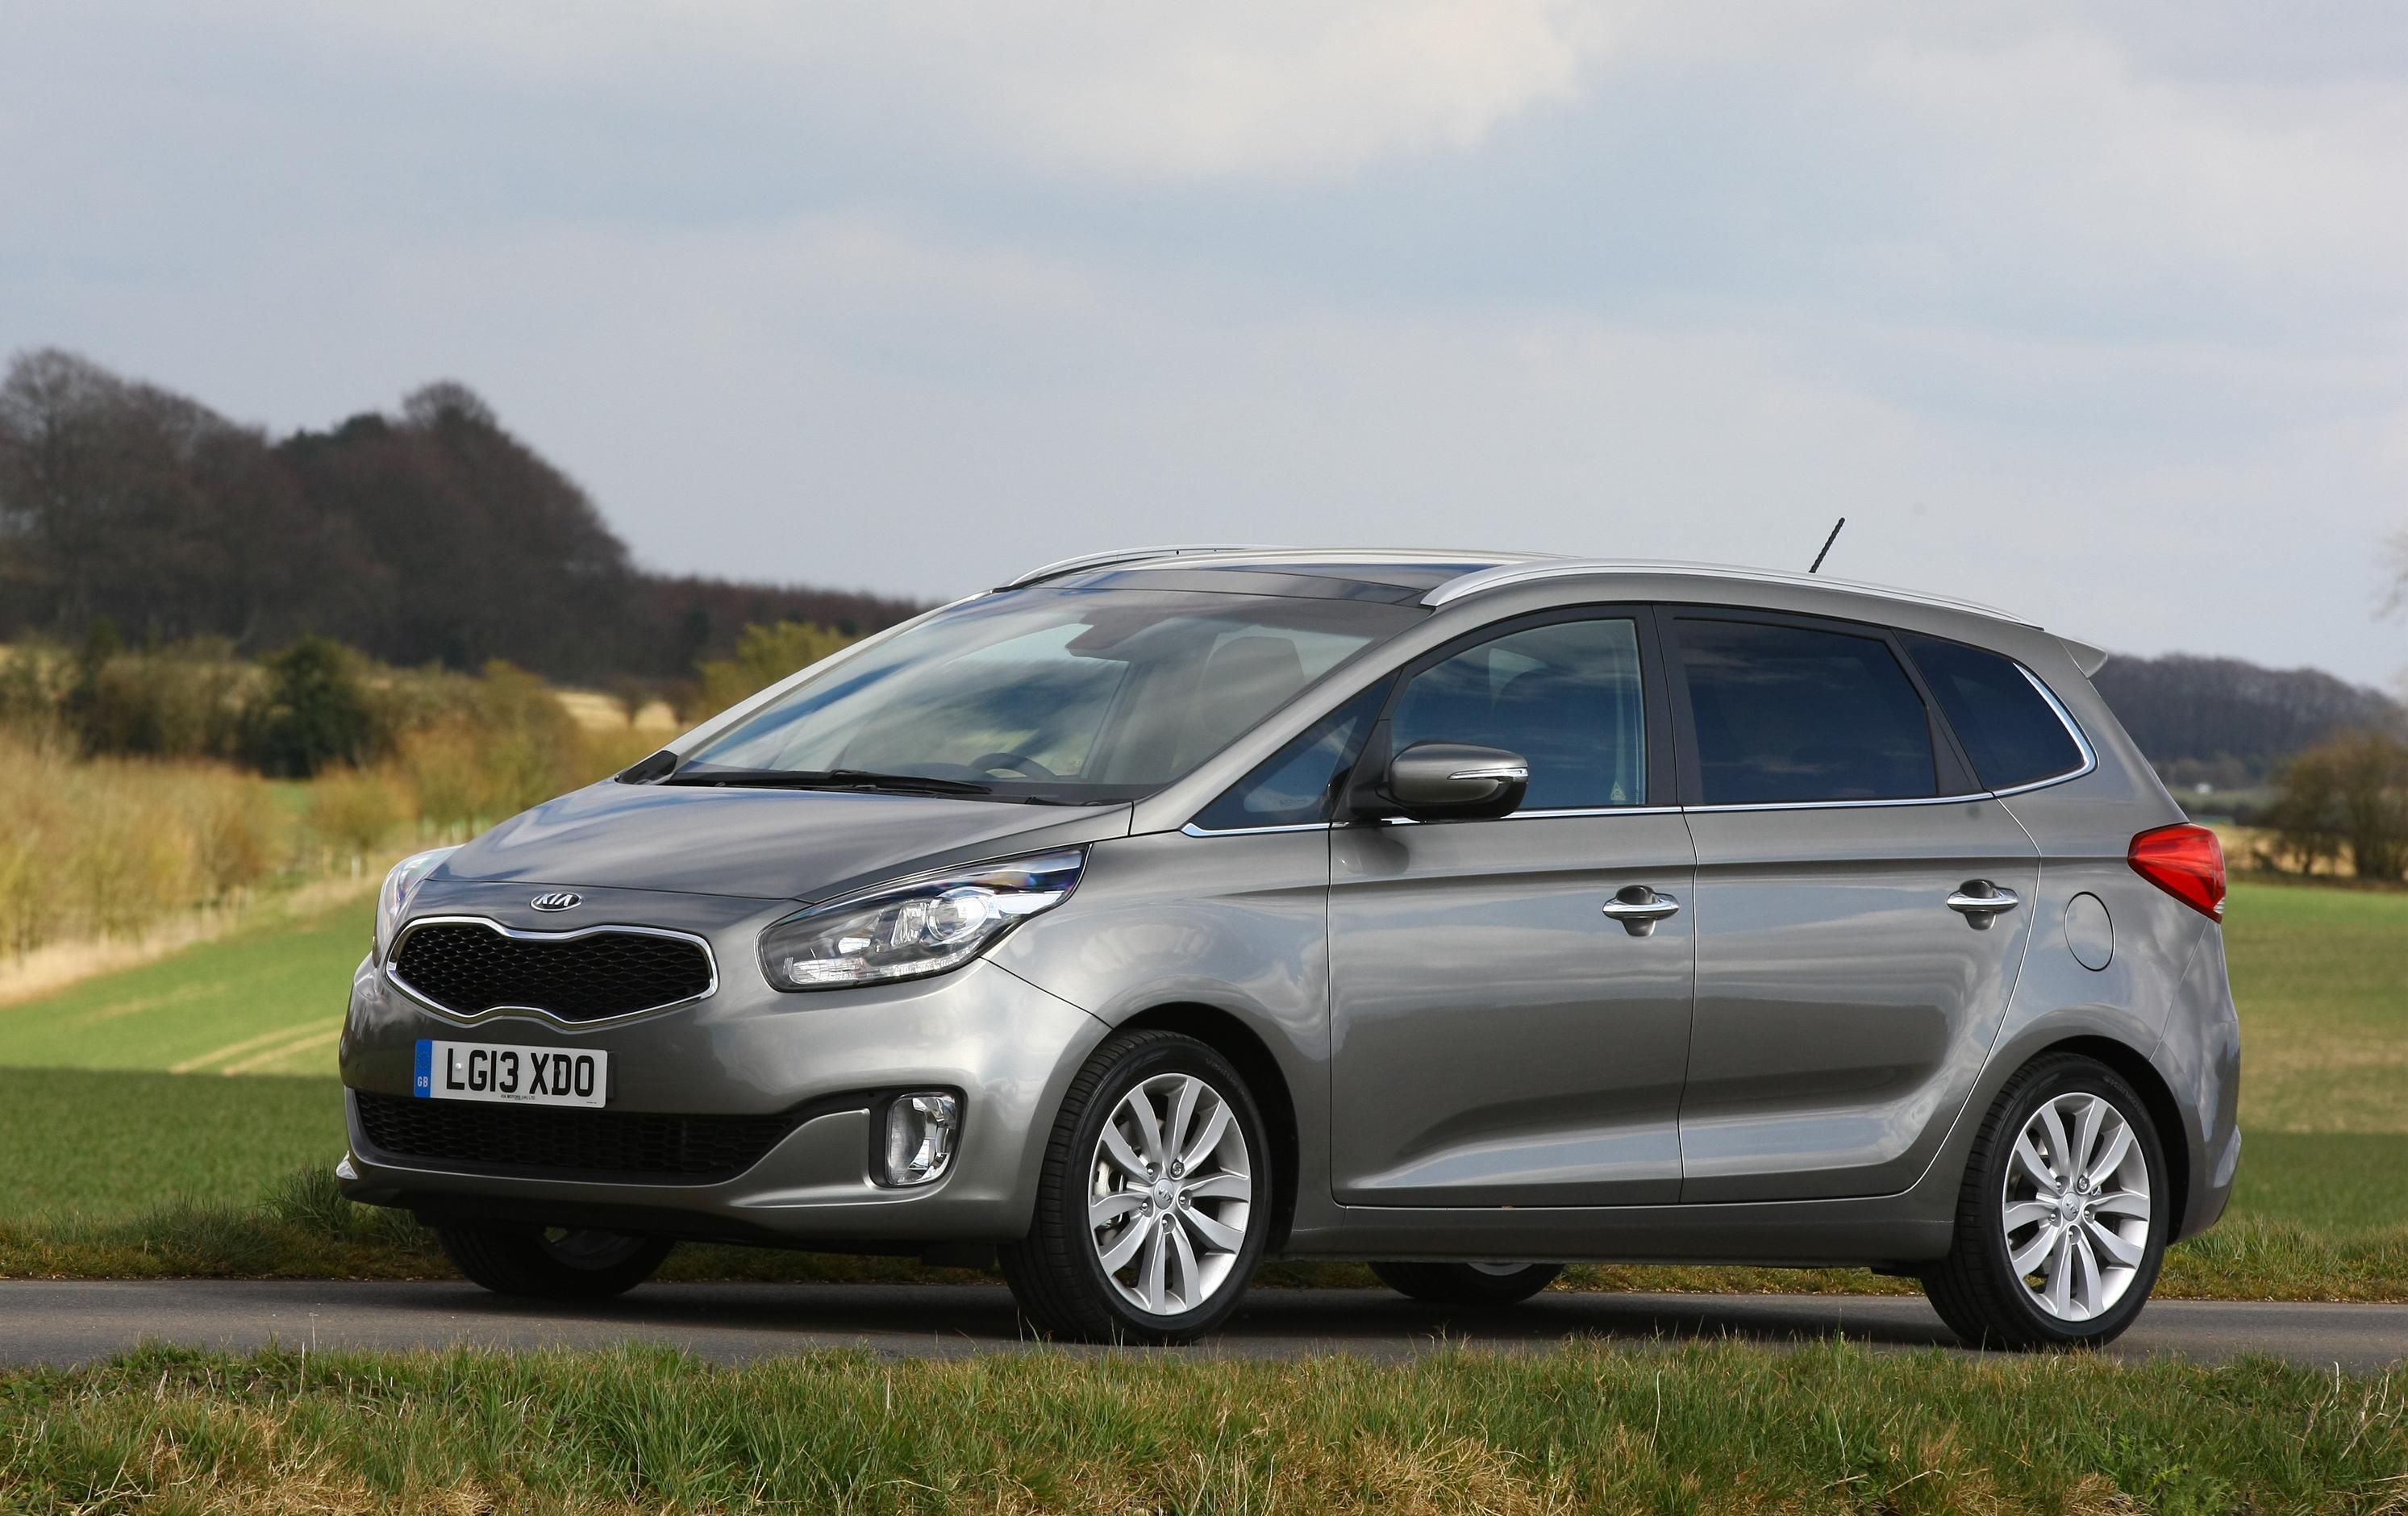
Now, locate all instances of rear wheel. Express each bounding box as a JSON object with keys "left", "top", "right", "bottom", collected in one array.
[
  {"left": 1923, "top": 1053, "right": 2167, "bottom": 1350},
  {"left": 1372, "top": 1260, "right": 1562, "bottom": 1306},
  {"left": 1001, "top": 1030, "right": 1272, "bottom": 1343},
  {"left": 438, "top": 1223, "right": 673, "bottom": 1300}
]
